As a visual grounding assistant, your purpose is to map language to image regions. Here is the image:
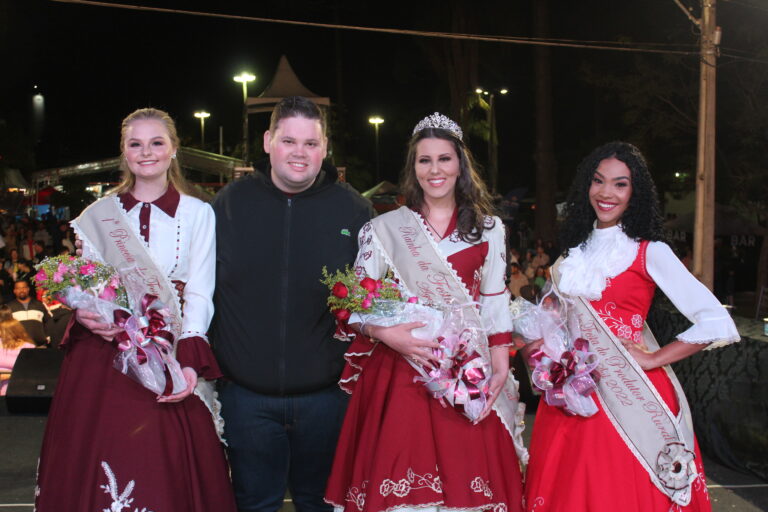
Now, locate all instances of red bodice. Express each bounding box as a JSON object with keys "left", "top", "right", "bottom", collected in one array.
[{"left": 590, "top": 241, "right": 655, "bottom": 345}]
